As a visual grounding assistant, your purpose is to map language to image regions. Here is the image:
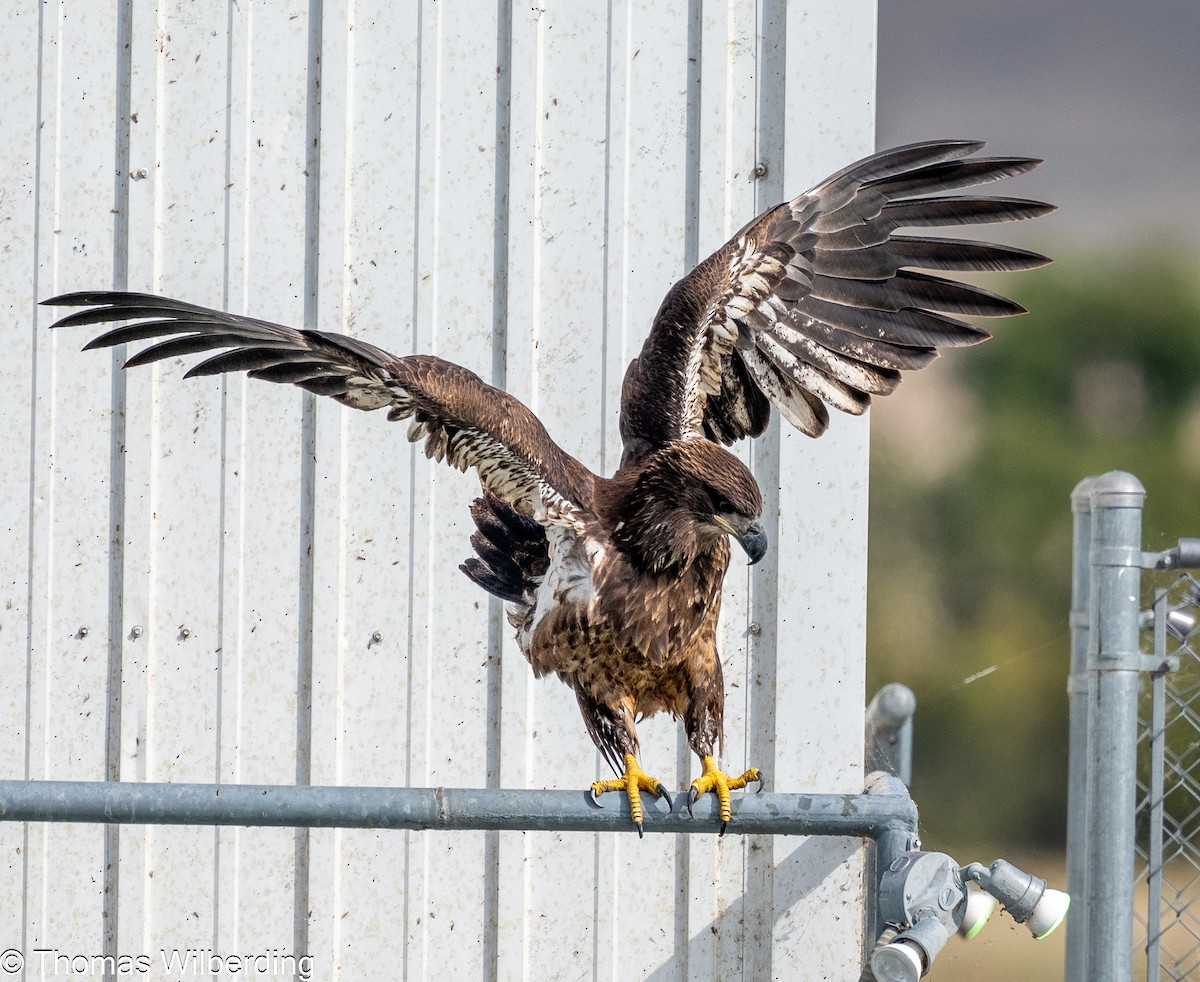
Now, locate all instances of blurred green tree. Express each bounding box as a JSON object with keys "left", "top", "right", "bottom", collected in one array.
[{"left": 866, "top": 251, "right": 1200, "bottom": 854}]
